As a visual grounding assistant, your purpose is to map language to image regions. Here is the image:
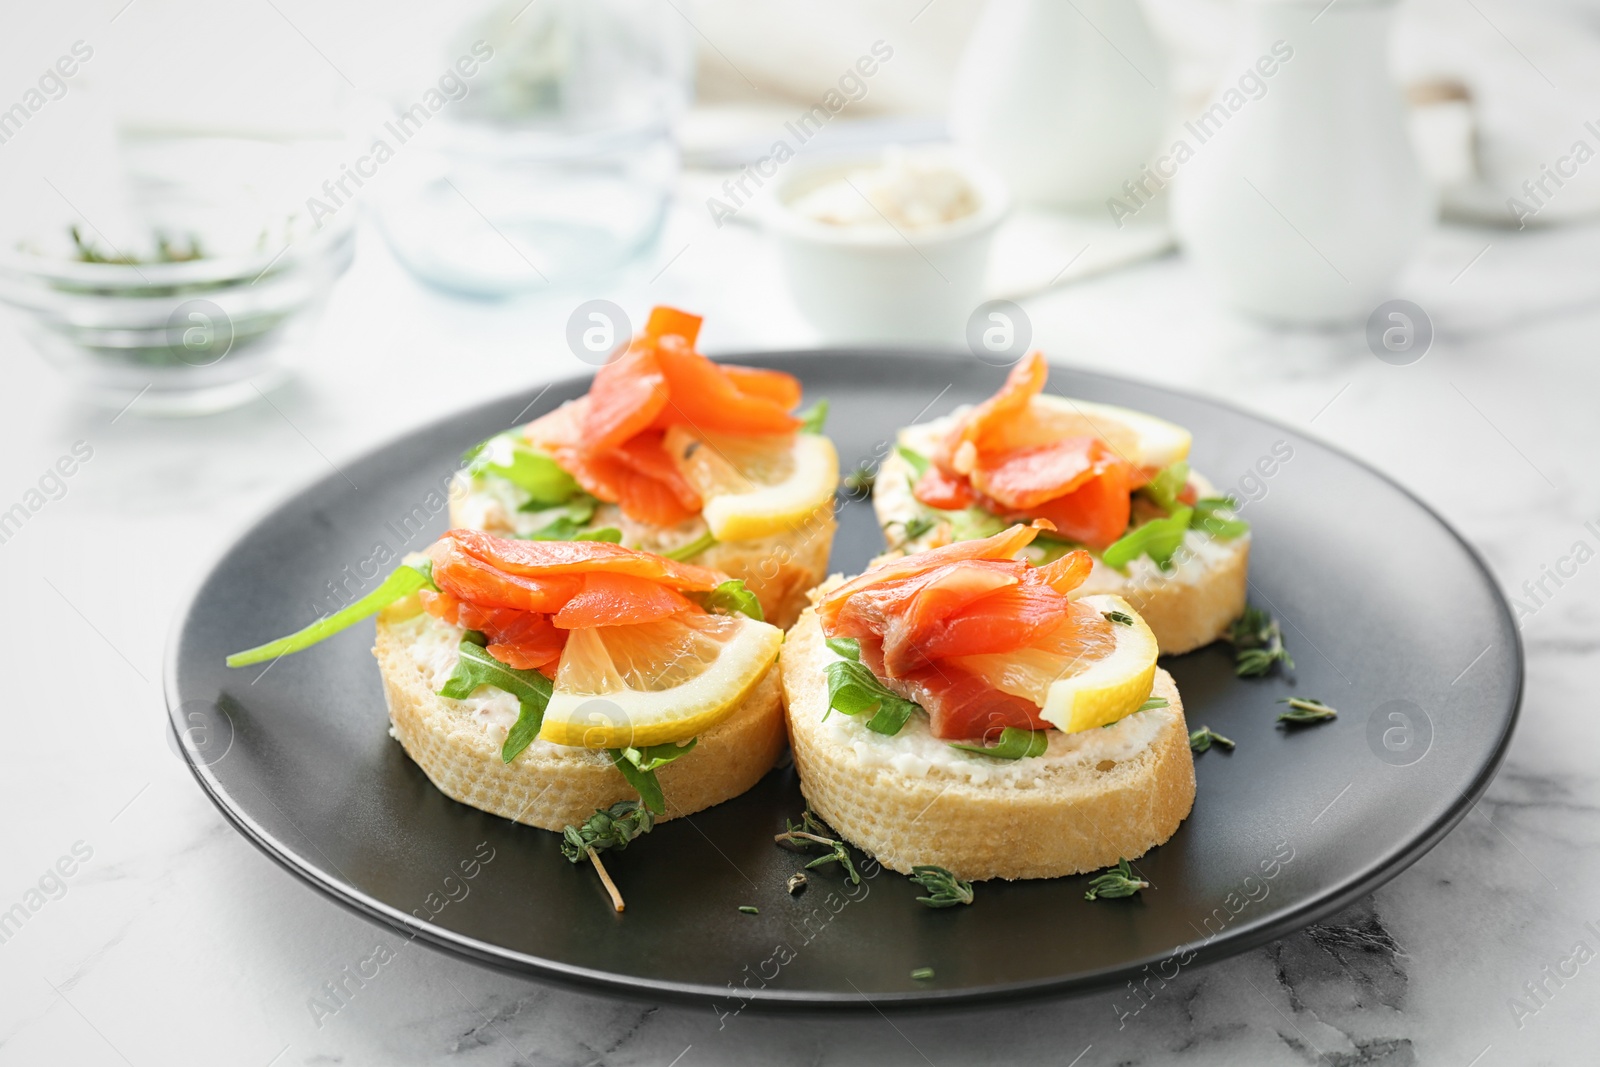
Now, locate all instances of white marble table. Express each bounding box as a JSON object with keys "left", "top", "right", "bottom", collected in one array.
[{"left": 2, "top": 200, "right": 1596, "bottom": 1067}]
